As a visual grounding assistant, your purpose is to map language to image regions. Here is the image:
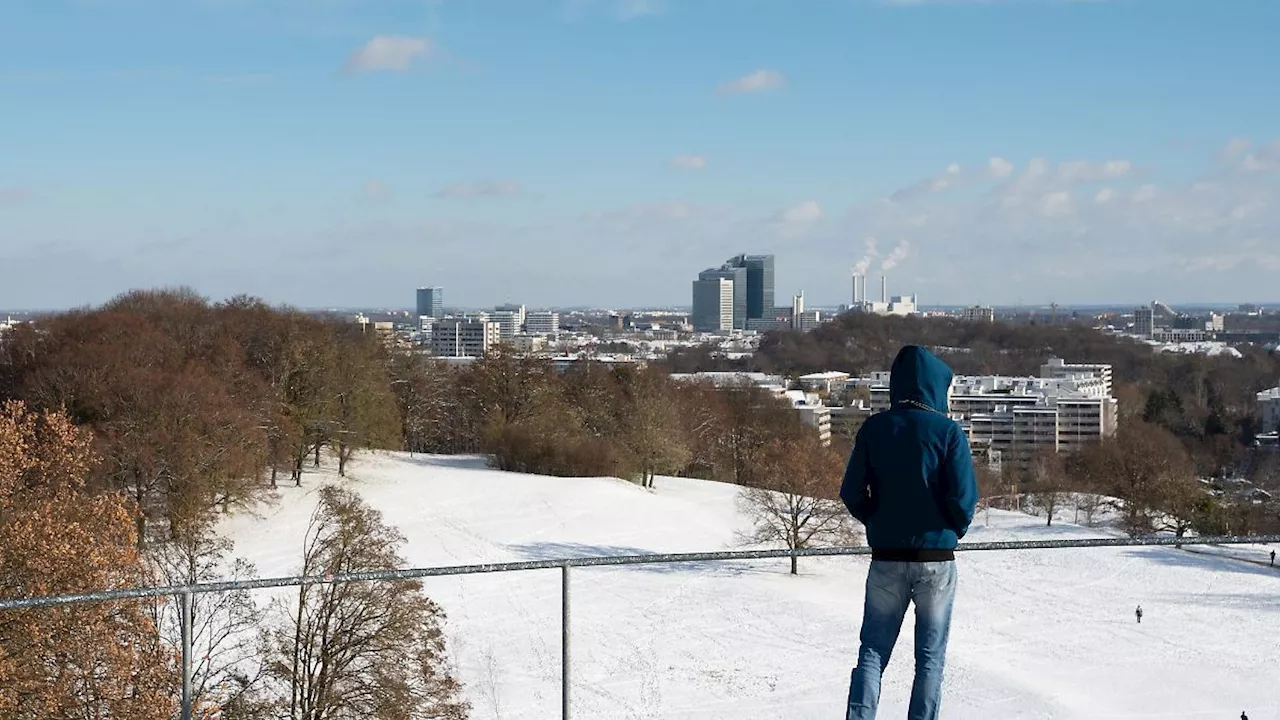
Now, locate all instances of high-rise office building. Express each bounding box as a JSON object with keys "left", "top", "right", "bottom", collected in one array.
[
  {"left": 1134, "top": 306, "right": 1154, "bottom": 337},
  {"left": 698, "top": 265, "right": 746, "bottom": 329},
  {"left": 728, "top": 254, "right": 775, "bottom": 321},
  {"left": 692, "top": 277, "right": 734, "bottom": 331},
  {"left": 416, "top": 287, "right": 444, "bottom": 319}
]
